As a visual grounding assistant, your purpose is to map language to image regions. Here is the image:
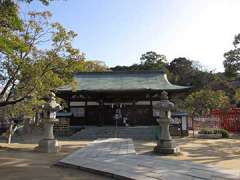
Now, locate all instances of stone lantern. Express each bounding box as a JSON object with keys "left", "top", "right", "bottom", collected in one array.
[
  {"left": 37, "top": 92, "right": 62, "bottom": 153},
  {"left": 153, "top": 91, "right": 180, "bottom": 154}
]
